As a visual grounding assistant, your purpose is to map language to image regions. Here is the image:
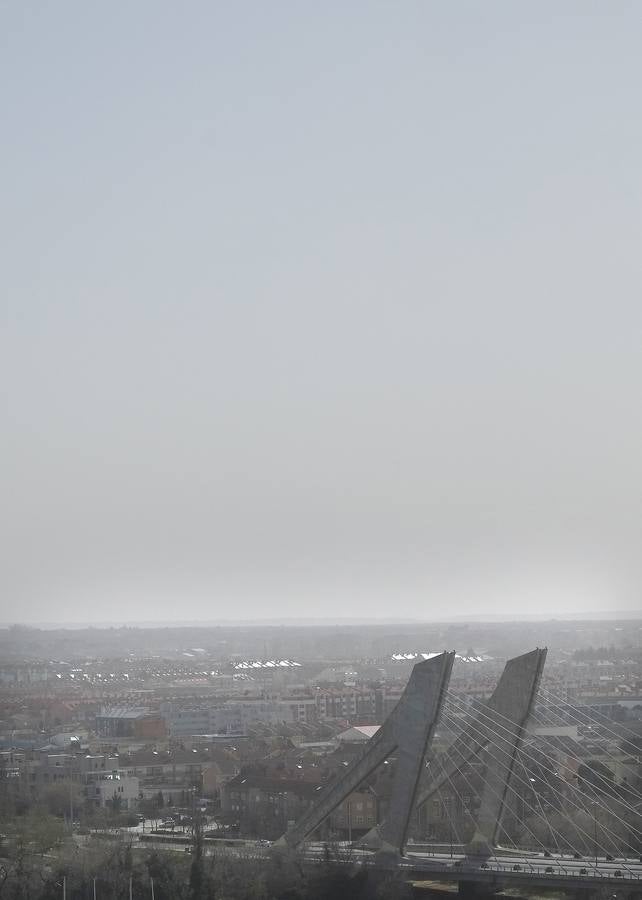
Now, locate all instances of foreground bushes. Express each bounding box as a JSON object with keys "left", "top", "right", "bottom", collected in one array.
[{"left": 0, "top": 839, "right": 412, "bottom": 900}]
